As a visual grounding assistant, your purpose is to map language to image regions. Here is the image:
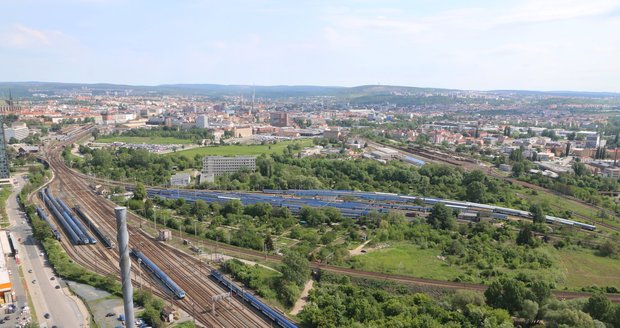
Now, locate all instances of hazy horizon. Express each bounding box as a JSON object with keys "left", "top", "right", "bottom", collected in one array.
[{"left": 1, "top": 0, "right": 619, "bottom": 92}]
